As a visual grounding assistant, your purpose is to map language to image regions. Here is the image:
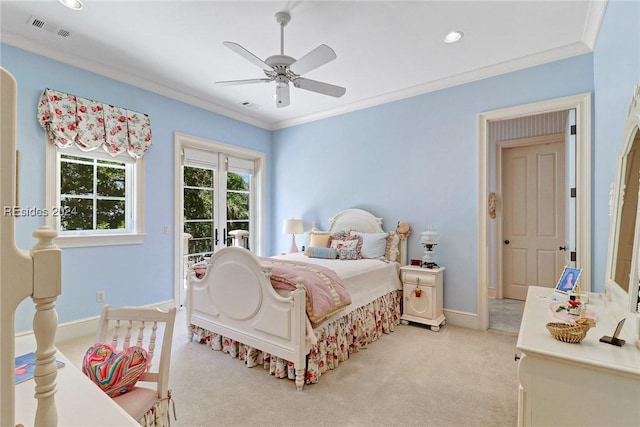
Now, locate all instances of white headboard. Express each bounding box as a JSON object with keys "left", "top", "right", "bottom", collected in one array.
[
  {"left": 328, "top": 208, "right": 384, "bottom": 233},
  {"left": 326, "top": 208, "right": 408, "bottom": 265}
]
